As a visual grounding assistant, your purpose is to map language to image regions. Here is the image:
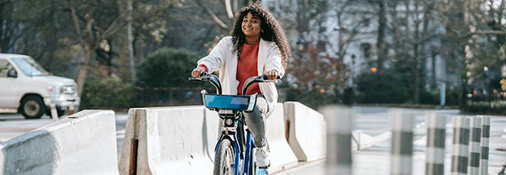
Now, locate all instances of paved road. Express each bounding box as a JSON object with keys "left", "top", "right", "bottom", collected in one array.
[
  {"left": 0, "top": 113, "right": 55, "bottom": 142},
  {"left": 1, "top": 107, "right": 505, "bottom": 175}
]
